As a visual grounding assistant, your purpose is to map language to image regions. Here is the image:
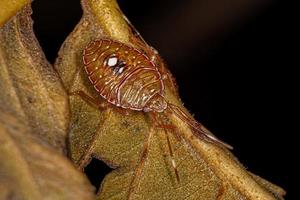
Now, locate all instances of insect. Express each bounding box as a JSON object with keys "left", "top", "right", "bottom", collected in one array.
[{"left": 81, "top": 38, "right": 232, "bottom": 182}]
